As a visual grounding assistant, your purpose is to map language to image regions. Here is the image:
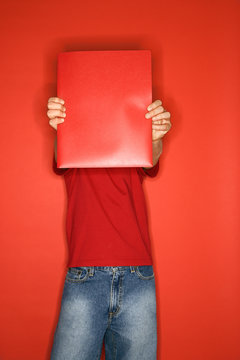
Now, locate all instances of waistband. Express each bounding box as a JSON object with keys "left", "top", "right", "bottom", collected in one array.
[
  {"left": 94, "top": 266, "right": 138, "bottom": 272},
  {"left": 68, "top": 265, "right": 153, "bottom": 274}
]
